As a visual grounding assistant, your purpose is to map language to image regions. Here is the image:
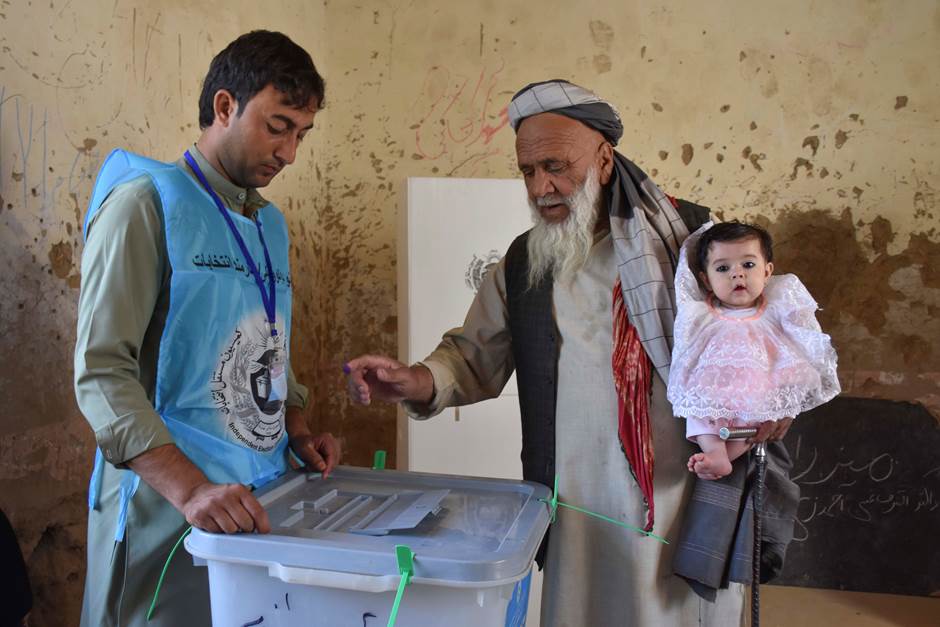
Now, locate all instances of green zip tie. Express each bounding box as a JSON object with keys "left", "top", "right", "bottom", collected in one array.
[
  {"left": 147, "top": 526, "right": 193, "bottom": 621},
  {"left": 548, "top": 474, "right": 559, "bottom": 522},
  {"left": 387, "top": 545, "right": 414, "bottom": 627},
  {"left": 373, "top": 450, "right": 387, "bottom": 470},
  {"left": 539, "top": 474, "right": 668, "bottom": 544}
]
